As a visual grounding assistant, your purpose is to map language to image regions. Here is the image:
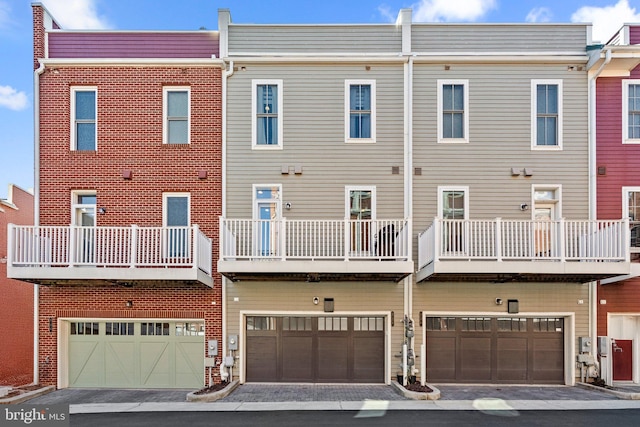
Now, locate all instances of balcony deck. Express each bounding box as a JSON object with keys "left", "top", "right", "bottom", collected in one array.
[
  {"left": 6, "top": 224, "right": 213, "bottom": 287},
  {"left": 218, "top": 218, "right": 413, "bottom": 282},
  {"left": 417, "top": 218, "right": 630, "bottom": 283}
]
